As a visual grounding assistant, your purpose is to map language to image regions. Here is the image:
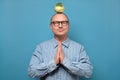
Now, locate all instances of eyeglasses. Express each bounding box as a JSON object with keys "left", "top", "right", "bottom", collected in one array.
[{"left": 51, "top": 21, "right": 69, "bottom": 27}]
